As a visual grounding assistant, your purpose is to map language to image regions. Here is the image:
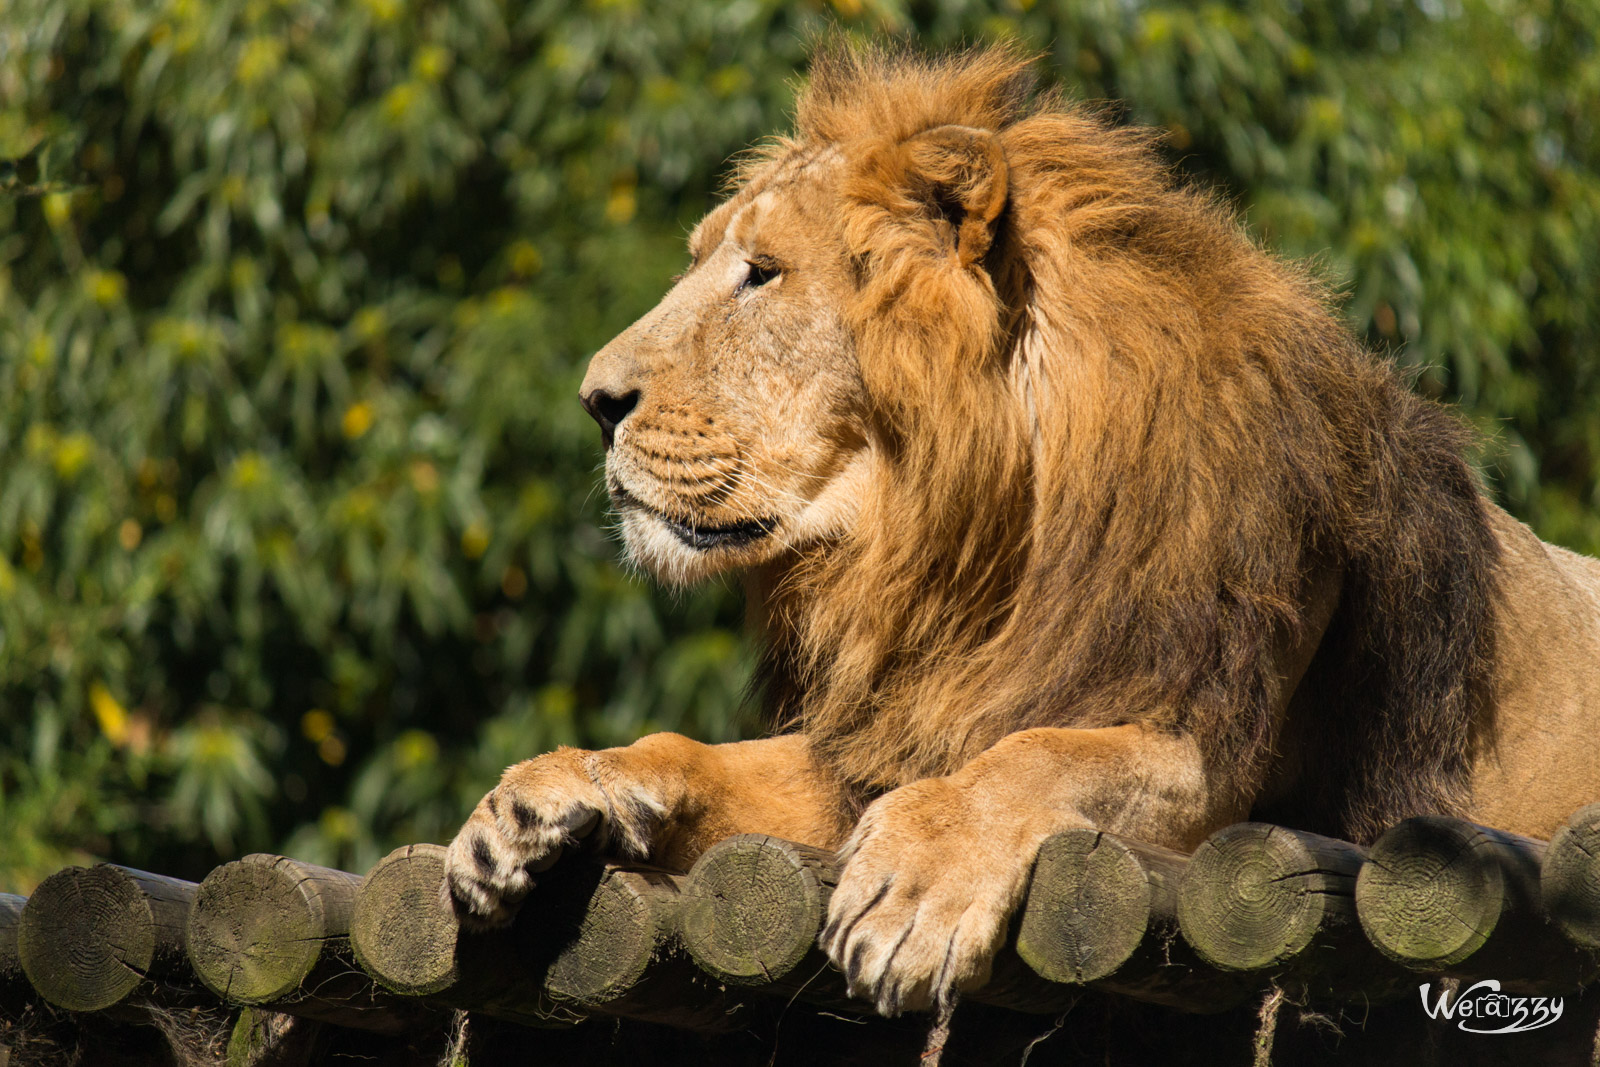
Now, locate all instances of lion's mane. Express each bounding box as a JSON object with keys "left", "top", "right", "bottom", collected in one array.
[{"left": 751, "top": 44, "right": 1498, "bottom": 844}]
